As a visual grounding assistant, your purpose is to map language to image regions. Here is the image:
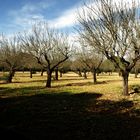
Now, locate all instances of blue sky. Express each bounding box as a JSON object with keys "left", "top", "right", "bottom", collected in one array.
[
  {"left": 0, "top": 0, "right": 133, "bottom": 37},
  {"left": 0, "top": 0, "right": 84, "bottom": 35}
]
